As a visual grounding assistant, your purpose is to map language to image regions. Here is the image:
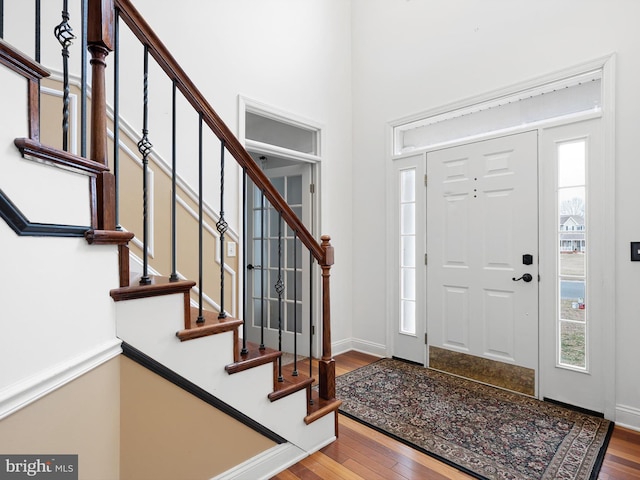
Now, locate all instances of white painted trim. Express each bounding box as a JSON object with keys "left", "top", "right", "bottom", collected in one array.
[
  {"left": 244, "top": 140, "right": 321, "bottom": 165},
  {"left": 342, "top": 338, "right": 388, "bottom": 358},
  {"left": 210, "top": 443, "right": 307, "bottom": 480},
  {"left": 600, "top": 54, "right": 617, "bottom": 421},
  {"left": 0, "top": 339, "right": 122, "bottom": 420},
  {"left": 615, "top": 405, "right": 640, "bottom": 432},
  {"left": 211, "top": 435, "right": 338, "bottom": 480},
  {"left": 301, "top": 434, "right": 337, "bottom": 456},
  {"left": 40, "top": 85, "right": 79, "bottom": 156}
]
